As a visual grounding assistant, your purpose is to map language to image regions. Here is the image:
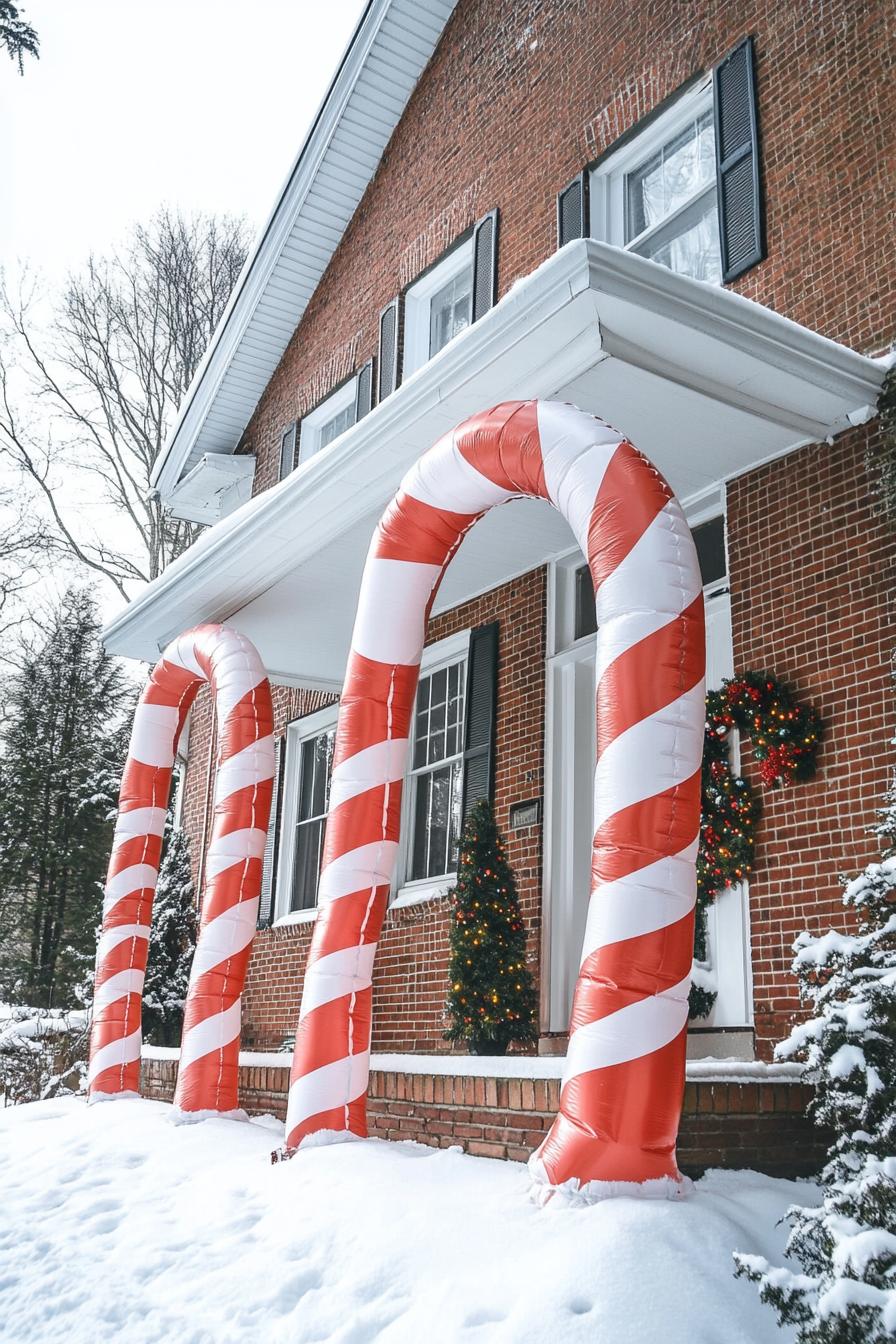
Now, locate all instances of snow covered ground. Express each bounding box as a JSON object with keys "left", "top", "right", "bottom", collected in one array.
[{"left": 0, "top": 1097, "right": 814, "bottom": 1344}]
